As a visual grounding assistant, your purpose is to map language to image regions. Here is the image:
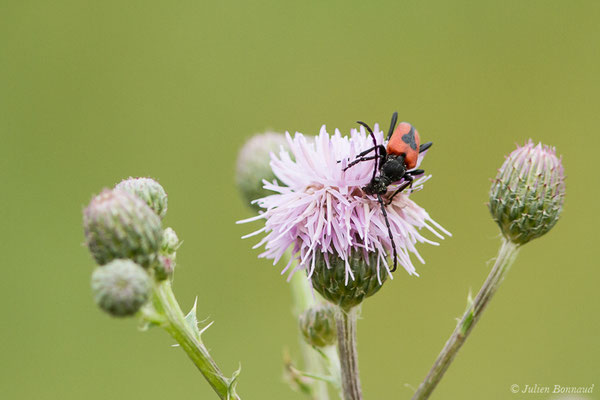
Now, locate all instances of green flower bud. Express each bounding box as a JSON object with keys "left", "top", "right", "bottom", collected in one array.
[
  {"left": 489, "top": 140, "right": 565, "bottom": 245},
  {"left": 83, "top": 189, "right": 163, "bottom": 268},
  {"left": 236, "top": 132, "right": 289, "bottom": 211},
  {"left": 155, "top": 228, "right": 179, "bottom": 280},
  {"left": 115, "top": 177, "right": 168, "bottom": 218},
  {"left": 91, "top": 259, "right": 152, "bottom": 317},
  {"left": 154, "top": 254, "right": 175, "bottom": 281},
  {"left": 310, "top": 251, "right": 387, "bottom": 311},
  {"left": 299, "top": 304, "right": 337, "bottom": 347},
  {"left": 161, "top": 227, "right": 179, "bottom": 255}
]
